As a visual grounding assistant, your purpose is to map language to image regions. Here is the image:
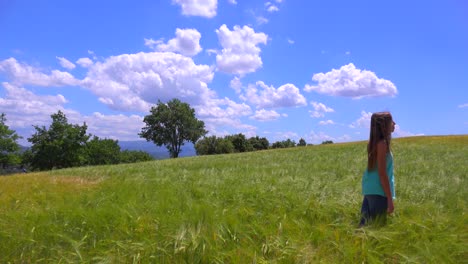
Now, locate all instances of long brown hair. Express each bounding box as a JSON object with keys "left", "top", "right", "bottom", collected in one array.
[{"left": 367, "top": 112, "right": 393, "bottom": 170}]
